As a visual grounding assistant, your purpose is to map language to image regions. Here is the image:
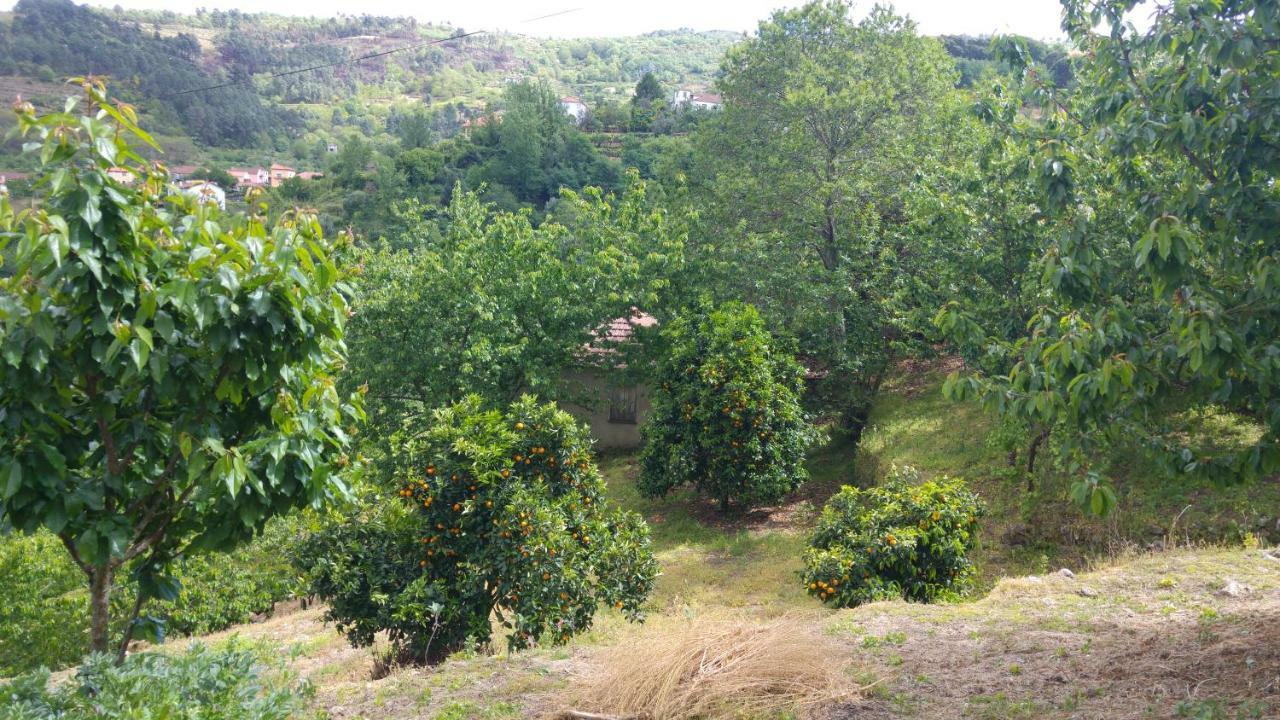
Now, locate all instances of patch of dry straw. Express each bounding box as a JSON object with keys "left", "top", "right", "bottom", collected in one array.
[{"left": 573, "top": 615, "right": 865, "bottom": 719}]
